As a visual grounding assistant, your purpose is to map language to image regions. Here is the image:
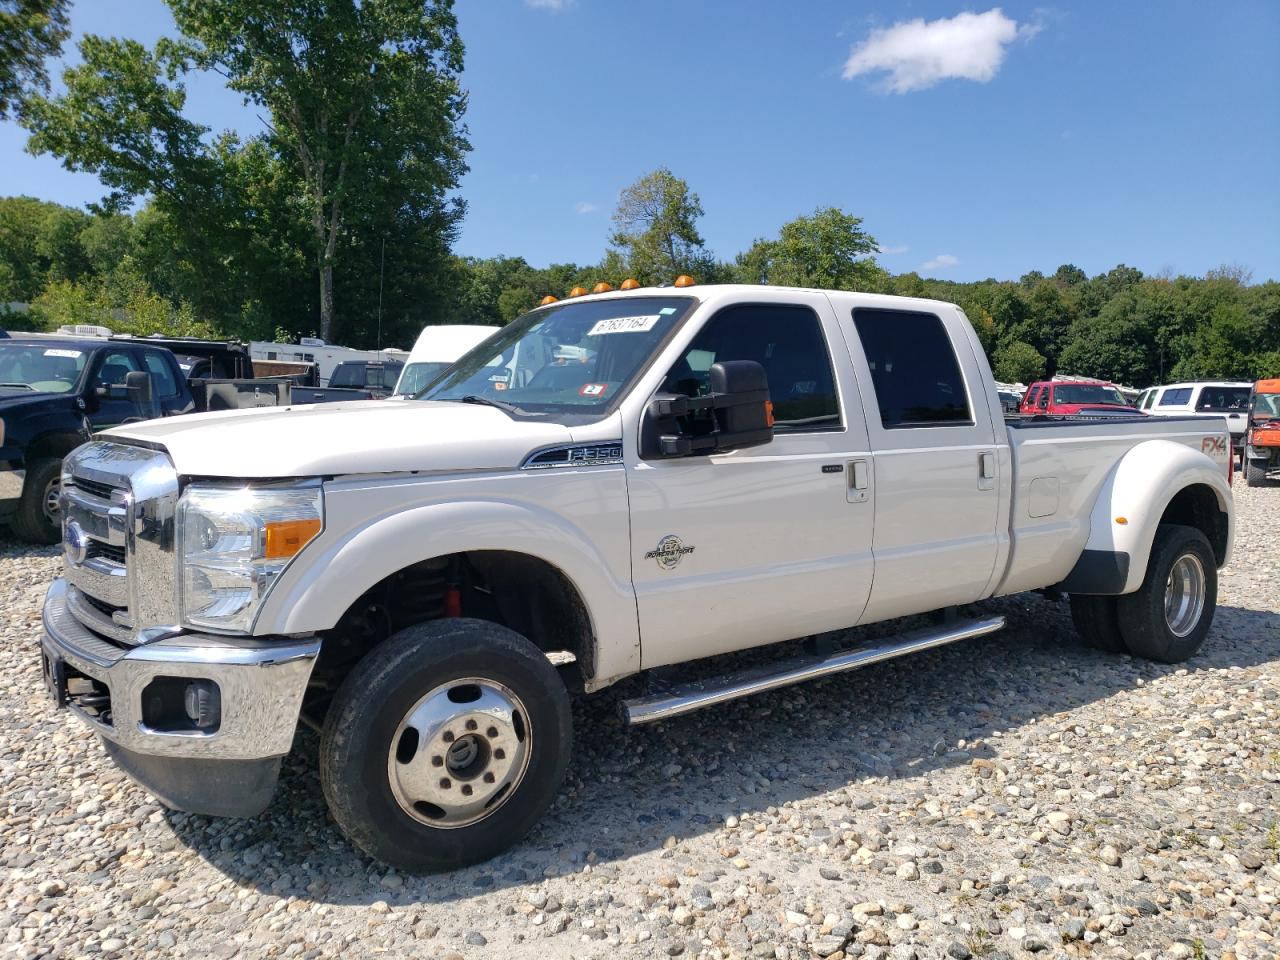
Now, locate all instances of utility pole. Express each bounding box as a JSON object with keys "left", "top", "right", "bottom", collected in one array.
[{"left": 377, "top": 236, "right": 386, "bottom": 351}]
